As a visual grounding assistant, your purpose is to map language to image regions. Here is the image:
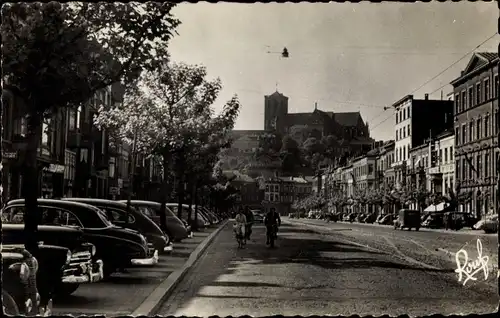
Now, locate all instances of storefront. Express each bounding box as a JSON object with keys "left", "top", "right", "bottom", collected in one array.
[
  {"left": 2, "top": 150, "right": 22, "bottom": 202},
  {"left": 41, "top": 163, "right": 65, "bottom": 198},
  {"left": 64, "top": 150, "right": 76, "bottom": 197}
]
